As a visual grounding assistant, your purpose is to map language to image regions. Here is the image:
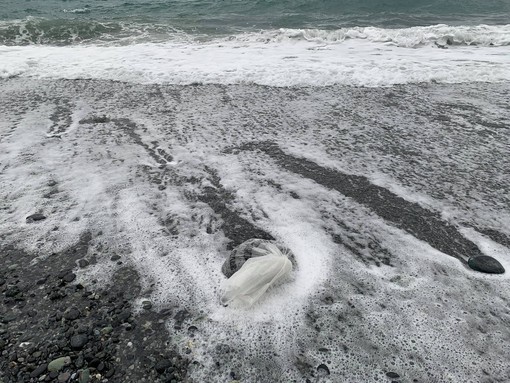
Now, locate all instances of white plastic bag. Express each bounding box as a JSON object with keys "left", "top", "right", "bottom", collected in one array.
[{"left": 220, "top": 243, "right": 293, "bottom": 307}]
